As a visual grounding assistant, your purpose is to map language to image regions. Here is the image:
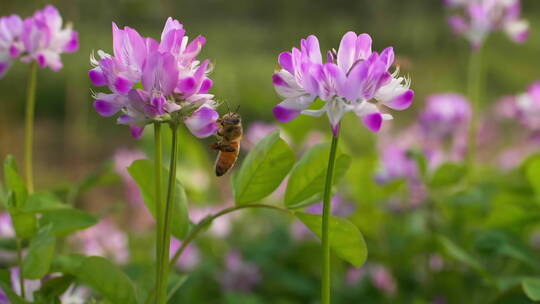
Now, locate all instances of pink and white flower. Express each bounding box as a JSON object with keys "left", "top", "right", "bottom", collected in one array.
[
  {"left": 446, "top": 0, "right": 529, "bottom": 49},
  {"left": 272, "top": 32, "right": 414, "bottom": 135},
  {"left": 0, "top": 5, "right": 77, "bottom": 78},
  {"left": 90, "top": 18, "right": 218, "bottom": 138}
]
